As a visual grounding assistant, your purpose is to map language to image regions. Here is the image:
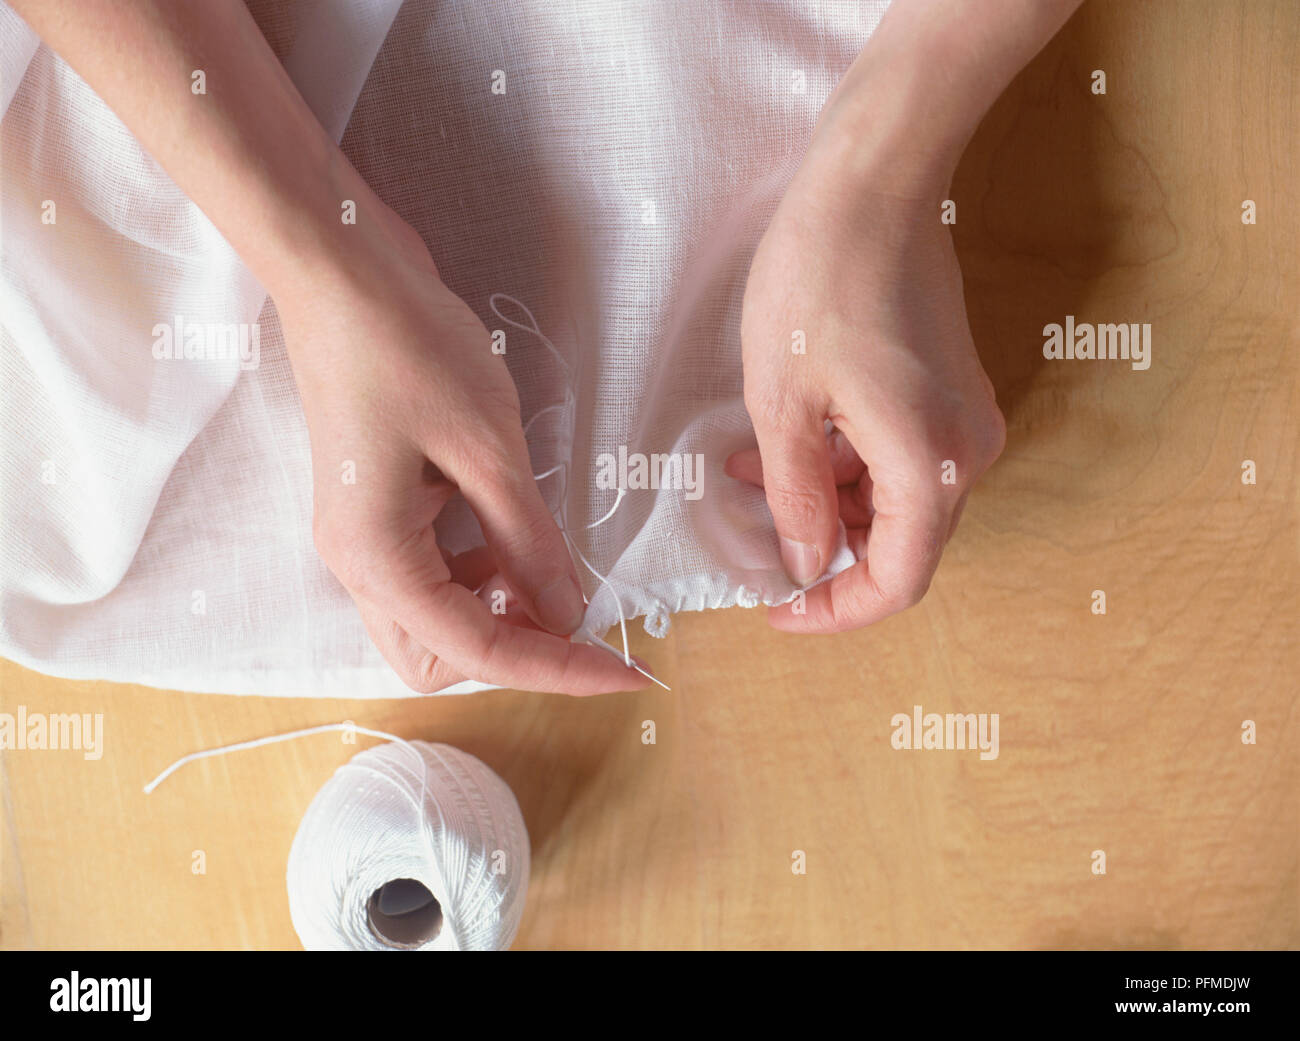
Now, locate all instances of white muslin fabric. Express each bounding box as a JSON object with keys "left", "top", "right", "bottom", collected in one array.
[
  {"left": 0, "top": 1, "right": 889, "bottom": 697},
  {"left": 286, "top": 739, "right": 529, "bottom": 951}
]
